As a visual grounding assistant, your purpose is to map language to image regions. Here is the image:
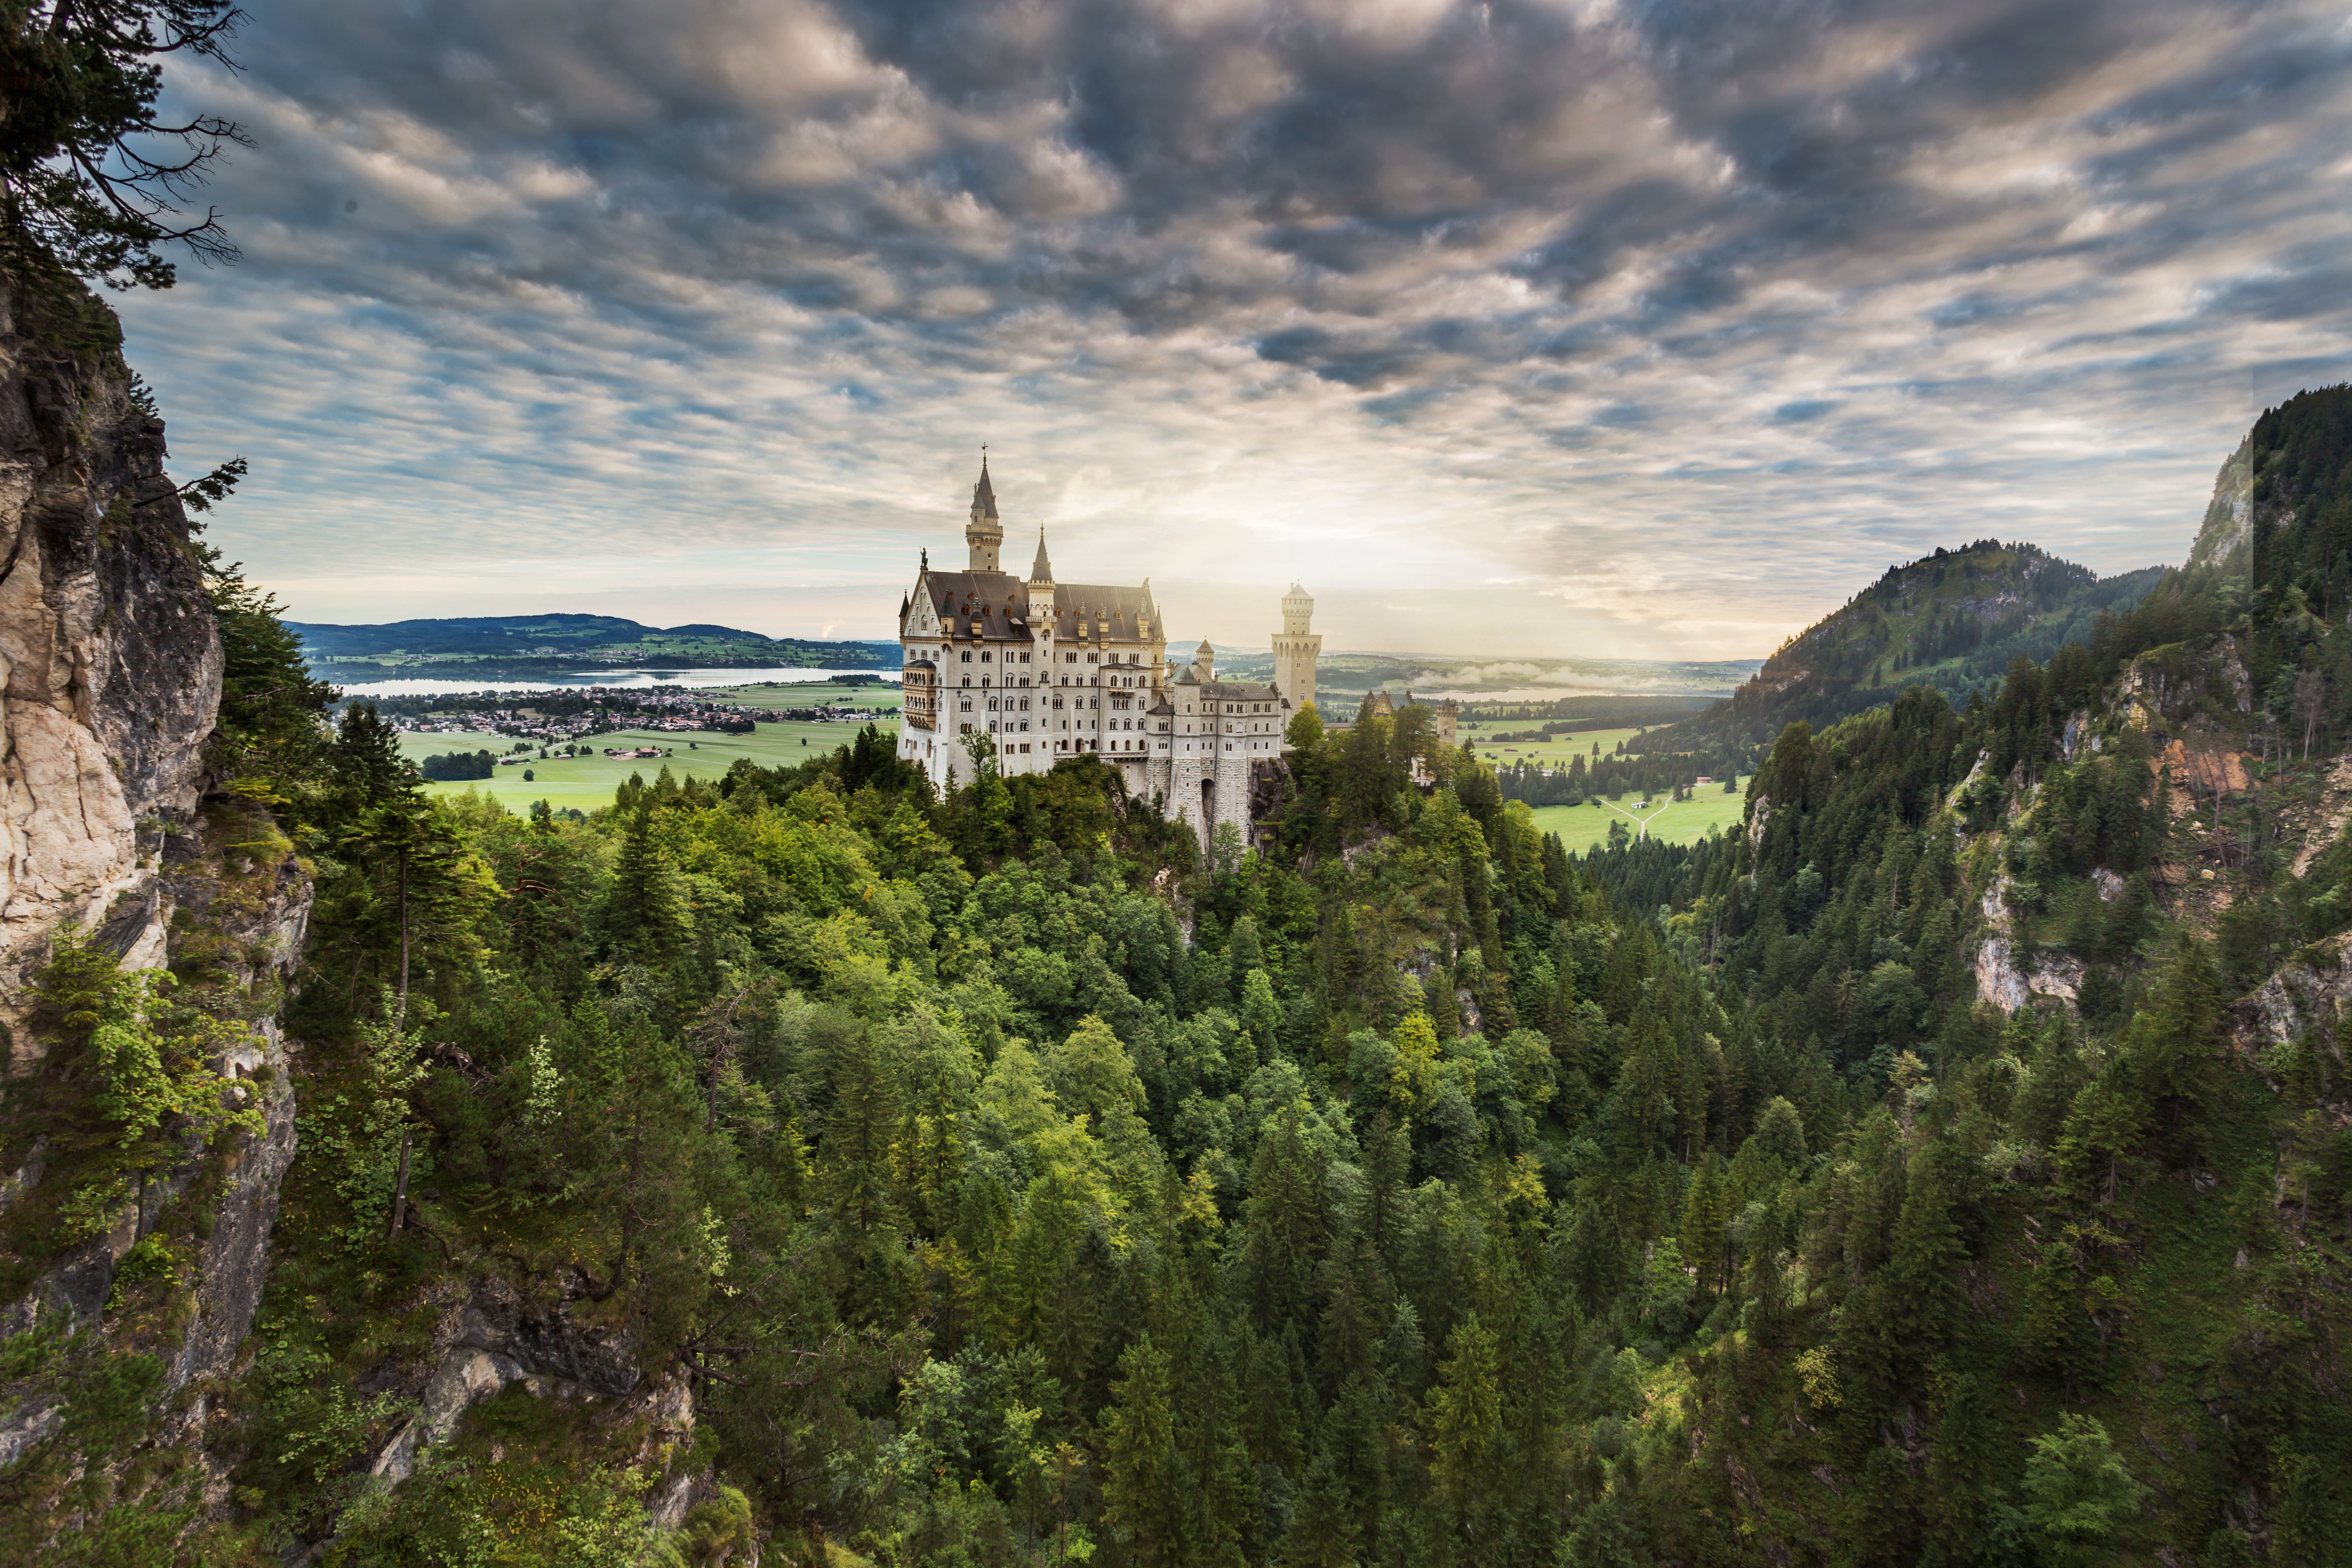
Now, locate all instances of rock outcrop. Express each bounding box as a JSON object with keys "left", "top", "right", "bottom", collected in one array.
[
  {"left": 0, "top": 277, "right": 224, "bottom": 1059},
  {"left": 0, "top": 278, "right": 312, "bottom": 1515},
  {"left": 371, "top": 1274, "right": 657, "bottom": 1483},
  {"left": 2185, "top": 435, "right": 2254, "bottom": 573}
]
